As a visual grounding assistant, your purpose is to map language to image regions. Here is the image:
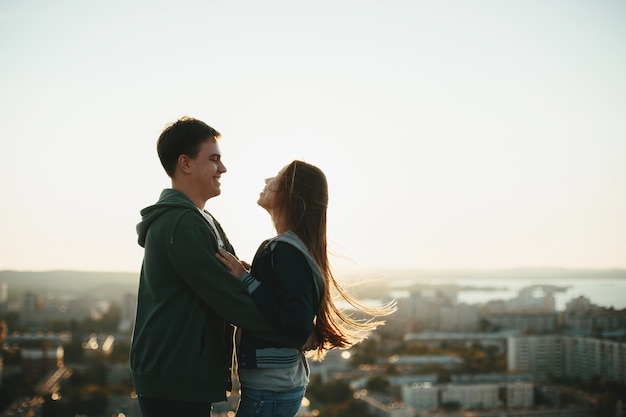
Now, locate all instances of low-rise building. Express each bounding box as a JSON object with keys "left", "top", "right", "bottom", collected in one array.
[{"left": 401, "top": 381, "right": 534, "bottom": 411}]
